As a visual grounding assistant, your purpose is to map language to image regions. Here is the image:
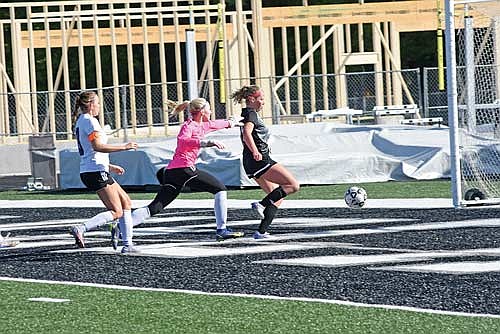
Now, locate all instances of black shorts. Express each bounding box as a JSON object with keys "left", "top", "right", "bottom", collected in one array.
[
  {"left": 156, "top": 166, "right": 226, "bottom": 194},
  {"left": 80, "top": 171, "right": 115, "bottom": 191},
  {"left": 243, "top": 154, "right": 277, "bottom": 179}
]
